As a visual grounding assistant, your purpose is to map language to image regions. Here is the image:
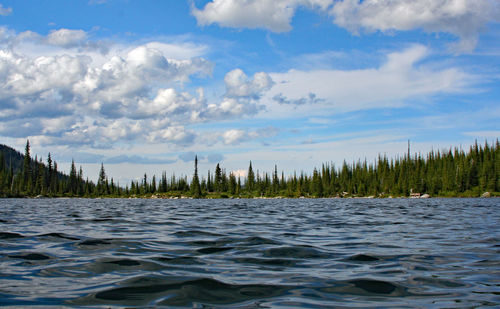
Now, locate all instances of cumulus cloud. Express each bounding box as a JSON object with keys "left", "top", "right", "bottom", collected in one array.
[
  {"left": 0, "top": 4, "right": 12, "bottom": 16},
  {"left": 45, "top": 29, "right": 88, "bottom": 47},
  {"left": 0, "top": 33, "right": 268, "bottom": 148},
  {"left": 192, "top": 0, "right": 499, "bottom": 51},
  {"left": 191, "top": 0, "right": 332, "bottom": 32},
  {"left": 6, "top": 28, "right": 111, "bottom": 54},
  {"left": 224, "top": 68, "right": 273, "bottom": 98},
  {"left": 198, "top": 68, "right": 273, "bottom": 121},
  {"left": 265, "top": 45, "right": 477, "bottom": 116},
  {"left": 222, "top": 129, "right": 247, "bottom": 145},
  {"left": 147, "top": 126, "right": 196, "bottom": 146},
  {"left": 330, "top": 0, "right": 500, "bottom": 52},
  {"left": 0, "top": 28, "right": 244, "bottom": 148}
]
